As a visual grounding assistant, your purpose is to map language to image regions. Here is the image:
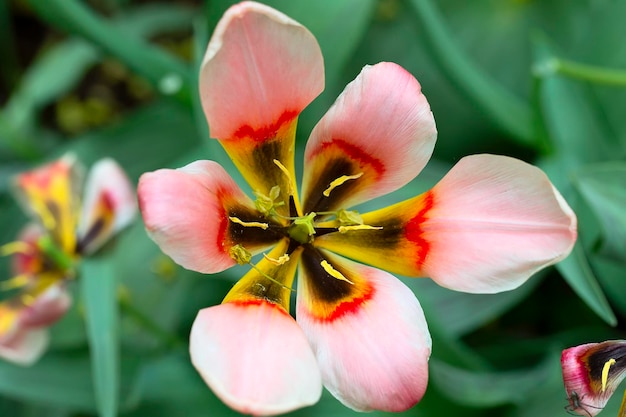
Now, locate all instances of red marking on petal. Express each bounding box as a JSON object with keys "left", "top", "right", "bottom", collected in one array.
[
  {"left": 233, "top": 110, "right": 298, "bottom": 142},
  {"left": 405, "top": 191, "right": 434, "bottom": 269},
  {"left": 17, "top": 160, "right": 69, "bottom": 189},
  {"left": 324, "top": 286, "right": 374, "bottom": 322},
  {"left": 231, "top": 298, "right": 289, "bottom": 316},
  {"left": 313, "top": 138, "right": 385, "bottom": 177}
]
